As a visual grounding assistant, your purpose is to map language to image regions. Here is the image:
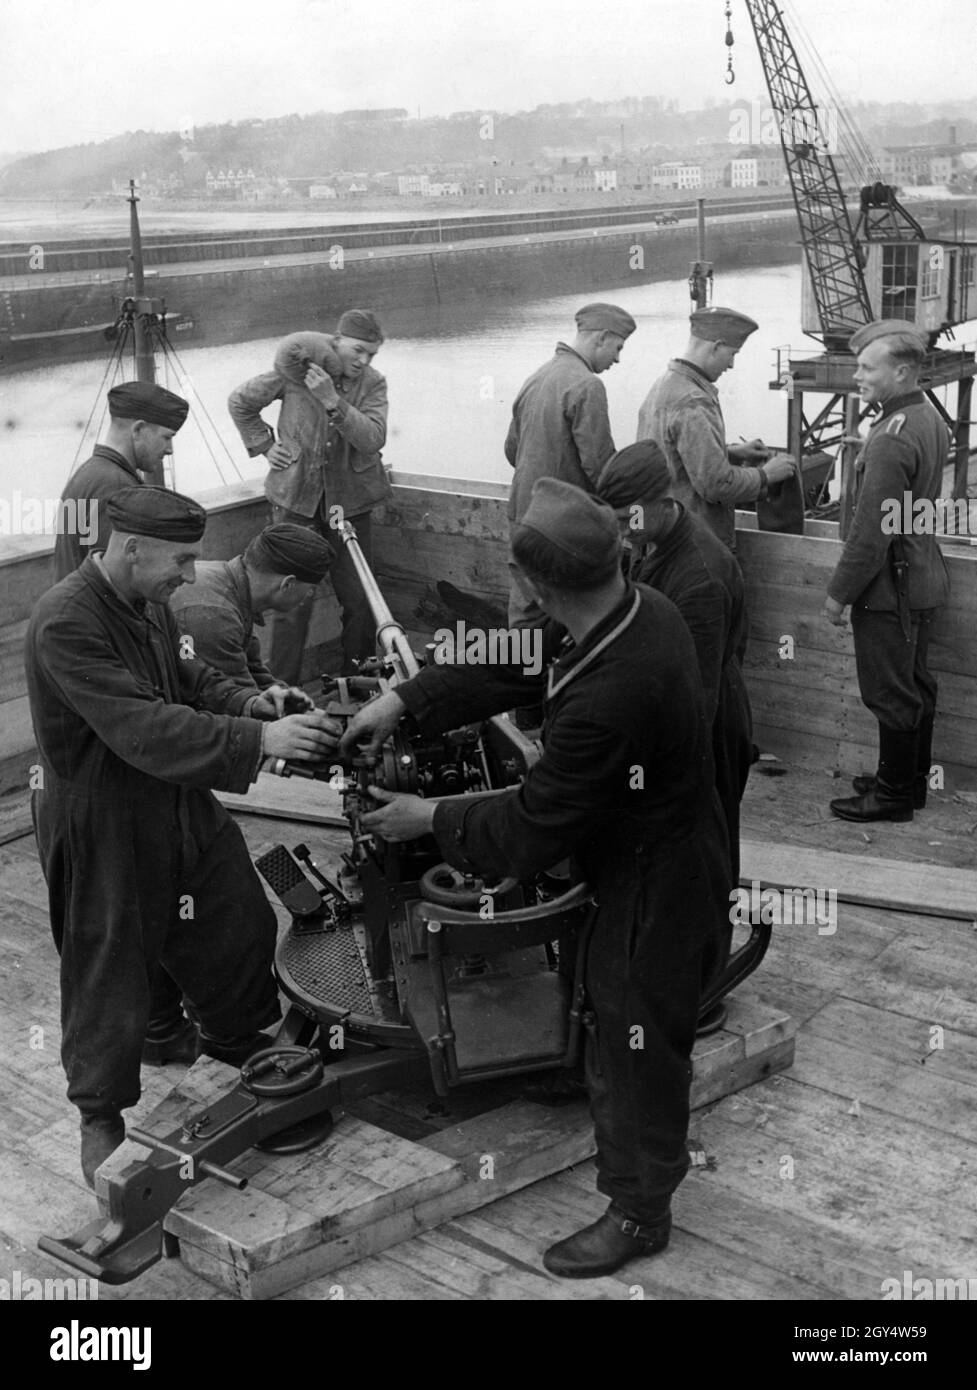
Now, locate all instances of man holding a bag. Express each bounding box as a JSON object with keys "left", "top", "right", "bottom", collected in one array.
[{"left": 228, "top": 309, "right": 389, "bottom": 680}]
